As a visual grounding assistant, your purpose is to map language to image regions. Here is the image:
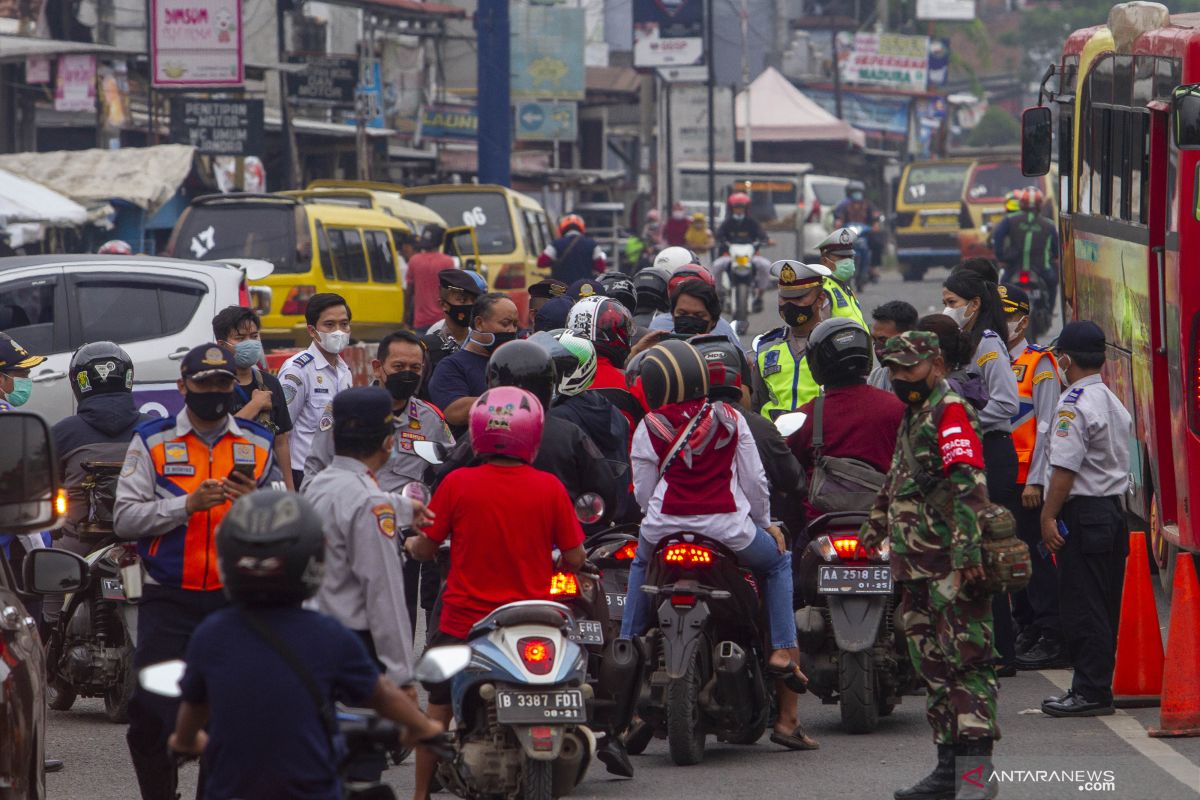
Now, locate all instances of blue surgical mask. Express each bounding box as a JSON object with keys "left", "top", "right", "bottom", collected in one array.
[
  {"left": 232, "top": 339, "right": 264, "bottom": 369},
  {"left": 5, "top": 376, "right": 32, "bottom": 407},
  {"left": 850, "top": 191, "right": 864, "bottom": 201}
]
